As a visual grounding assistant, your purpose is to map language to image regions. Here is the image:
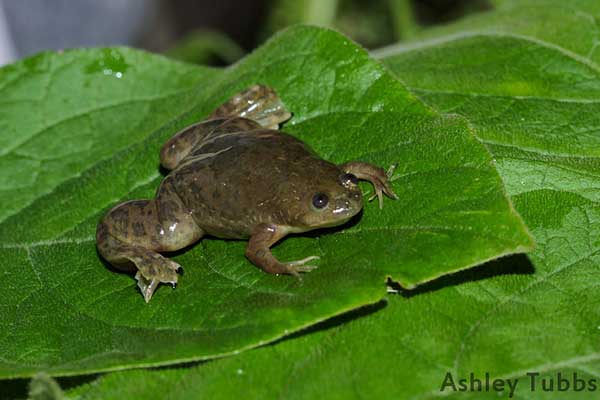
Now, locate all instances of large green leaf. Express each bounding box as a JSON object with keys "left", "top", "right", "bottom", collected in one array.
[
  {"left": 0, "top": 26, "right": 530, "bottom": 379},
  {"left": 64, "top": 1, "right": 600, "bottom": 398}
]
